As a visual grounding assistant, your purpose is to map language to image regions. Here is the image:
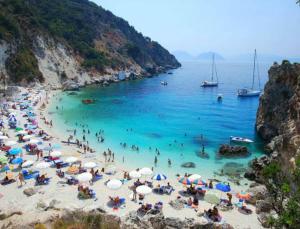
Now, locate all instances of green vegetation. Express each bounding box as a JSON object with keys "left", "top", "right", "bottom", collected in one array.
[
  {"left": 0, "top": 0, "right": 179, "bottom": 83},
  {"left": 262, "top": 159, "right": 300, "bottom": 228}
]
